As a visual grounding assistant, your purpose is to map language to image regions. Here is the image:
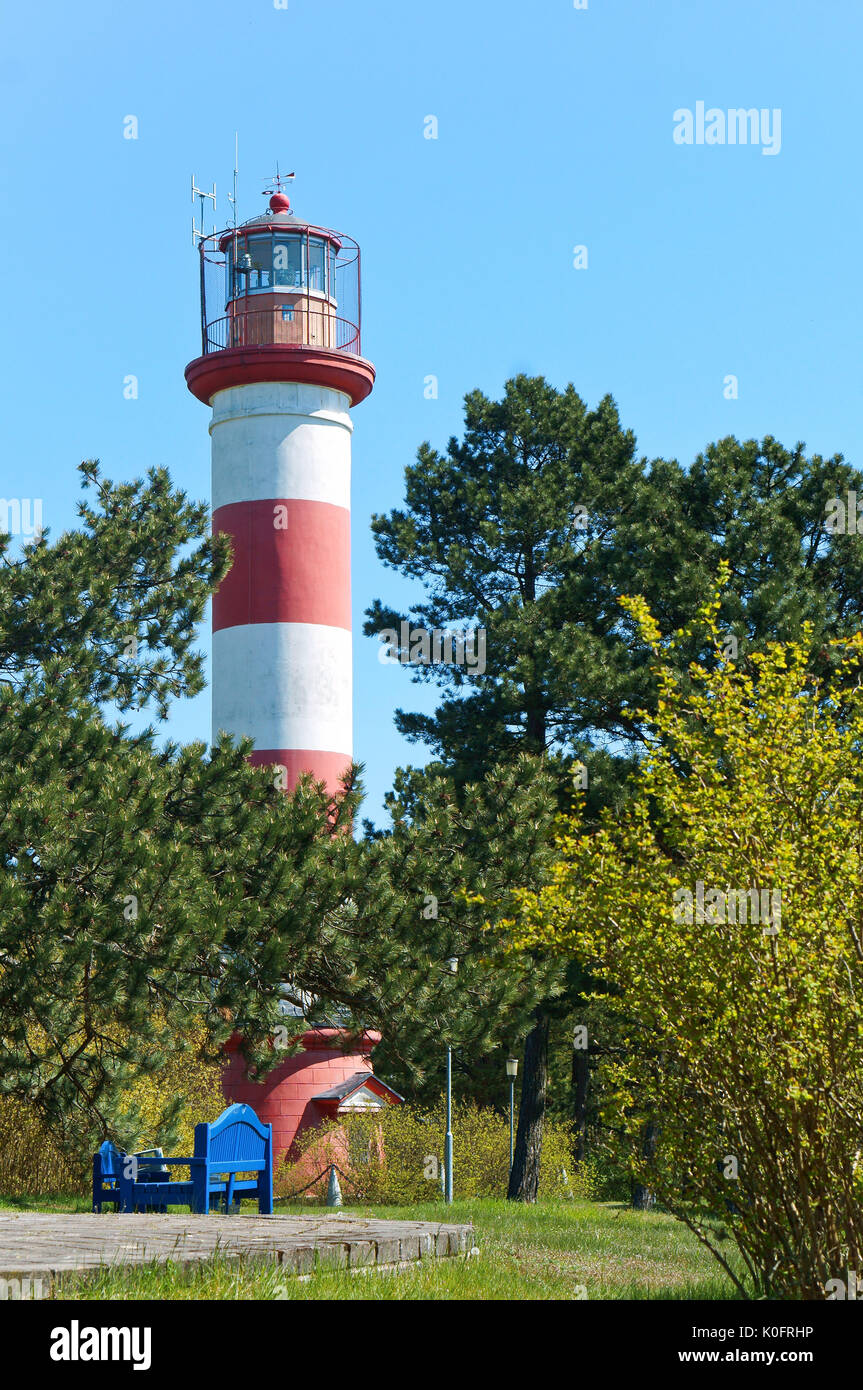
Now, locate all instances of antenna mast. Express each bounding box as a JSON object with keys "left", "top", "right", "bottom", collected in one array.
[
  {"left": 227, "top": 132, "right": 240, "bottom": 253},
  {"left": 191, "top": 175, "right": 216, "bottom": 247}
]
